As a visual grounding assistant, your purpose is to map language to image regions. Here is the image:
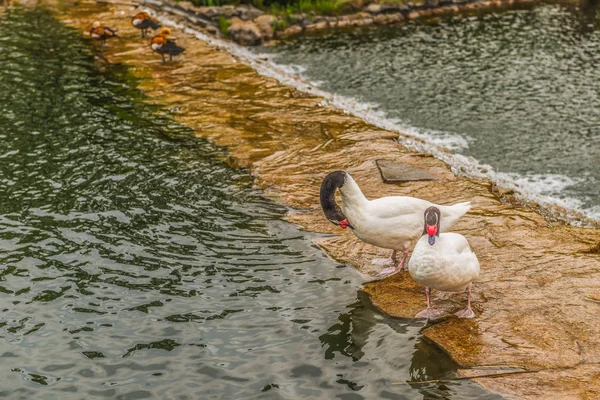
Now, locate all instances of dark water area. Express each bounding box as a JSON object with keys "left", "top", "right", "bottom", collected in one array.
[
  {"left": 259, "top": 3, "right": 600, "bottom": 221},
  {"left": 0, "top": 6, "right": 502, "bottom": 399}
]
